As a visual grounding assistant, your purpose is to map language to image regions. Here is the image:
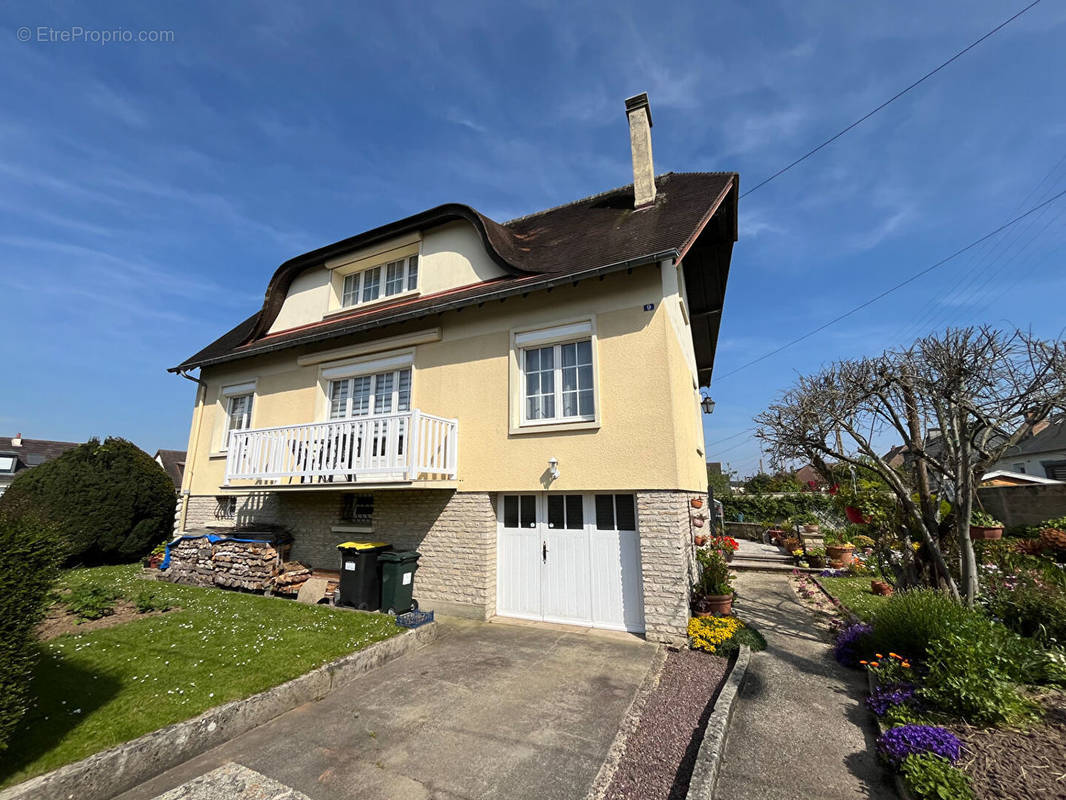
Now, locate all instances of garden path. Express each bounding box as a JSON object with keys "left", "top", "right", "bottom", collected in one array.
[{"left": 714, "top": 572, "right": 895, "bottom": 800}]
